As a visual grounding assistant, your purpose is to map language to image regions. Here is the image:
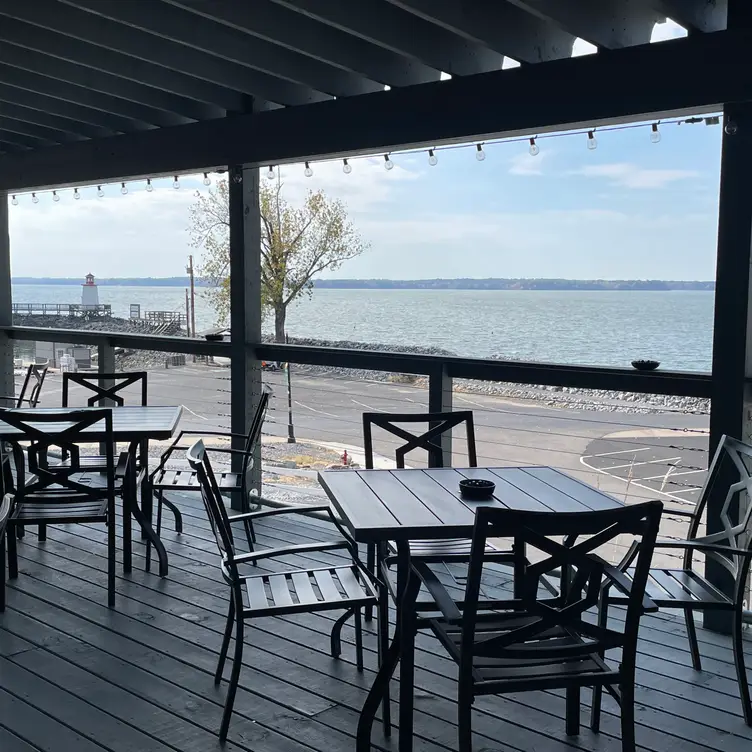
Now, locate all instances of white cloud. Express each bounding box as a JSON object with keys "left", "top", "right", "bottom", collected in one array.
[
  {"left": 509, "top": 151, "right": 548, "bottom": 176},
  {"left": 571, "top": 162, "right": 699, "bottom": 189}
]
